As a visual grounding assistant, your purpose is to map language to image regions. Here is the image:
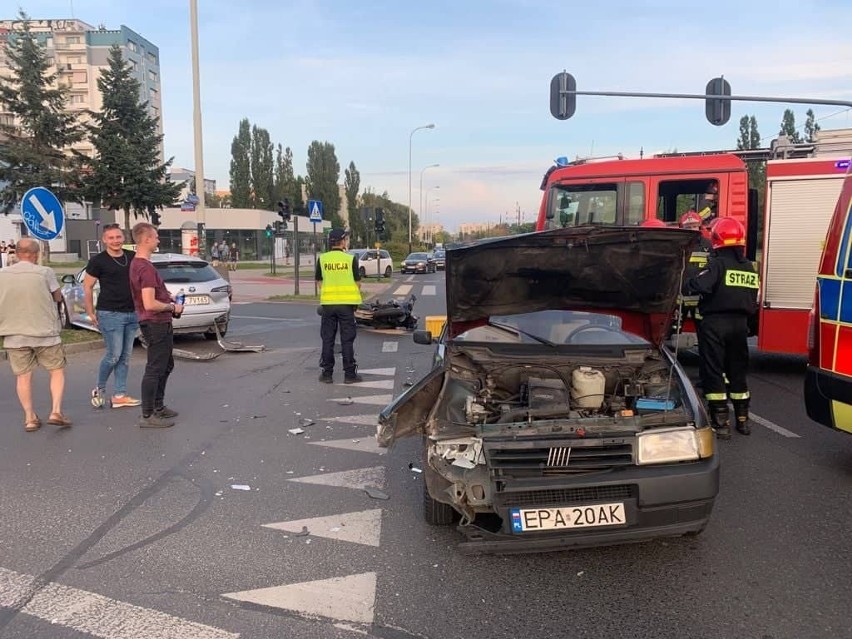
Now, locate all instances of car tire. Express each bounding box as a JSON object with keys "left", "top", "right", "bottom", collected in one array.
[
  {"left": 359, "top": 267, "right": 366, "bottom": 278},
  {"left": 384, "top": 266, "right": 392, "bottom": 278},
  {"left": 205, "top": 322, "right": 228, "bottom": 340},
  {"left": 422, "top": 478, "right": 456, "bottom": 526},
  {"left": 58, "top": 300, "right": 72, "bottom": 329}
]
